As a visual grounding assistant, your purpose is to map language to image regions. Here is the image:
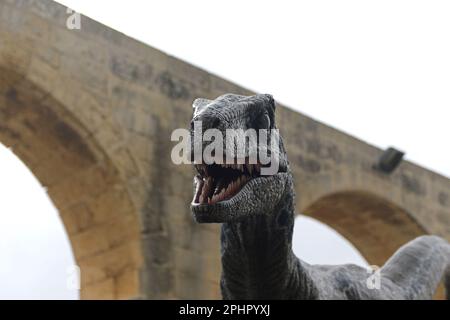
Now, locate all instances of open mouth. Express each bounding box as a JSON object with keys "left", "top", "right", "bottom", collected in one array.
[{"left": 192, "top": 161, "right": 262, "bottom": 205}]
